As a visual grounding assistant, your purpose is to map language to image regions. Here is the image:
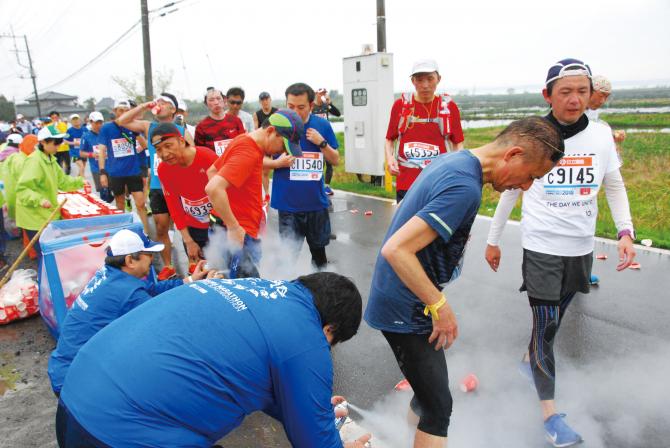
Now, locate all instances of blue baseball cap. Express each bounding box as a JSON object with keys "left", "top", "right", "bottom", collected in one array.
[
  {"left": 545, "top": 58, "right": 592, "bottom": 86},
  {"left": 268, "top": 109, "right": 304, "bottom": 157}
]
